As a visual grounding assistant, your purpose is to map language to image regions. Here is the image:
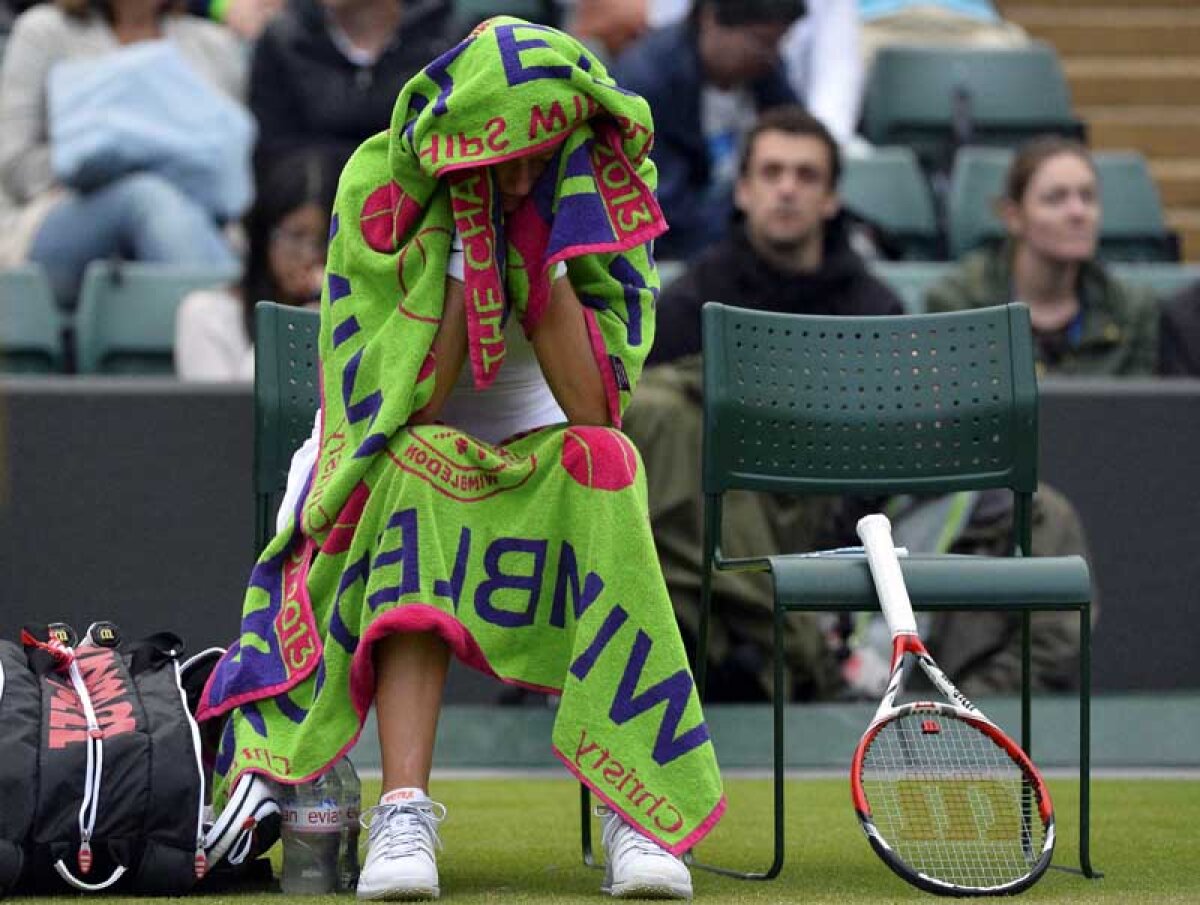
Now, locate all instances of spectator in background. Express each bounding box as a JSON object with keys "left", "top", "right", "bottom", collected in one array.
[
  {"left": 175, "top": 148, "right": 340, "bottom": 381},
  {"left": 1159, "top": 282, "right": 1200, "bottom": 377},
  {"left": 574, "top": 0, "right": 863, "bottom": 147},
  {"left": 0, "top": 0, "right": 245, "bottom": 307},
  {"left": 609, "top": 0, "right": 804, "bottom": 260},
  {"left": 858, "top": 0, "right": 1028, "bottom": 65},
  {"left": 624, "top": 106, "right": 903, "bottom": 702},
  {"left": 249, "top": 0, "right": 461, "bottom": 175},
  {"left": 927, "top": 135, "right": 1158, "bottom": 376}
]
